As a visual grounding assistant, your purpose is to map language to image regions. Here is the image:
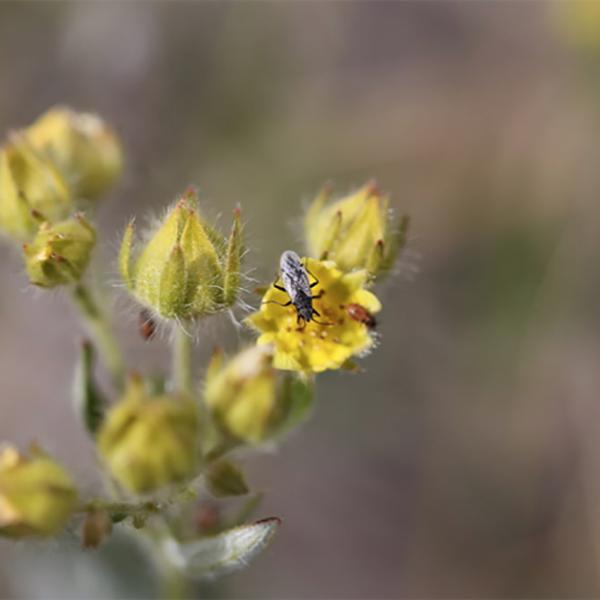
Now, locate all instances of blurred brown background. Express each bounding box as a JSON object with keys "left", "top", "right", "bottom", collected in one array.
[{"left": 2, "top": 1, "right": 600, "bottom": 598}]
